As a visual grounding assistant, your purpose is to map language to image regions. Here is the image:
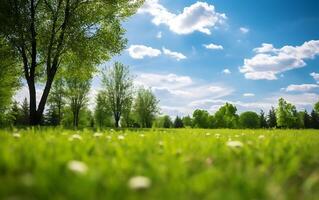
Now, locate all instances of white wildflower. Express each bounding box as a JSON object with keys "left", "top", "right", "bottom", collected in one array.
[
  {"left": 69, "top": 134, "right": 82, "bottom": 141},
  {"left": 67, "top": 160, "right": 88, "bottom": 174},
  {"left": 227, "top": 141, "right": 243, "bottom": 148},
  {"left": 128, "top": 176, "right": 151, "bottom": 190},
  {"left": 13, "top": 133, "right": 21, "bottom": 138},
  {"left": 118, "top": 135, "right": 125, "bottom": 140},
  {"left": 140, "top": 134, "right": 145, "bottom": 138},
  {"left": 215, "top": 133, "right": 220, "bottom": 138},
  {"left": 106, "top": 135, "right": 112, "bottom": 140},
  {"left": 259, "top": 135, "right": 265, "bottom": 139},
  {"left": 93, "top": 132, "right": 103, "bottom": 138},
  {"left": 205, "top": 133, "right": 211, "bottom": 136}
]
